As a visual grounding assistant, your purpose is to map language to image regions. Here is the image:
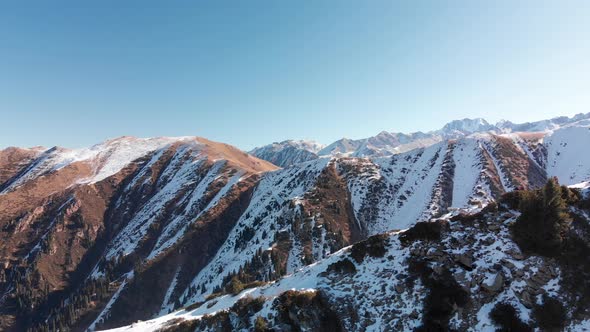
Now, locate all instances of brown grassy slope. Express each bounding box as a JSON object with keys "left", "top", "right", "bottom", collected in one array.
[
  {"left": 0, "top": 147, "right": 44, "bottom": 186},
  {"left": 493, "top": 135, "right": 546, "bottom": 190},
  {"left": 196, "top": 137, "right": 280, "bottom": 172}
]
